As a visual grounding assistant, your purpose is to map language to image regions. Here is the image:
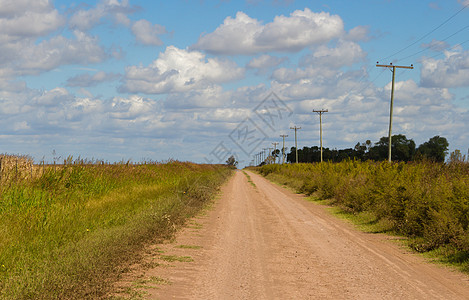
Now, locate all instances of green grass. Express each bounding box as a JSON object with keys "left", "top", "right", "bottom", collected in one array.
[
  {"left": 159, "top": 255, "right": 194, "bottom": 263},
  {"left": 175, "top": 245, "right": 202, "bottom": 249},
  {"left": 242, "top": 170, "right": 256, "bottom": 188},
  {"left": 187, "top": 221, "right": 203, "bottom": 229},
  {"left": 0, "top": 160, "right": 232, "bottom": 299},
  {"left": 111, "top": 276, "right": 171, "bottom": 300},
  {"left": 255, "top": 160, "right": 469, "bottom": 272}
]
